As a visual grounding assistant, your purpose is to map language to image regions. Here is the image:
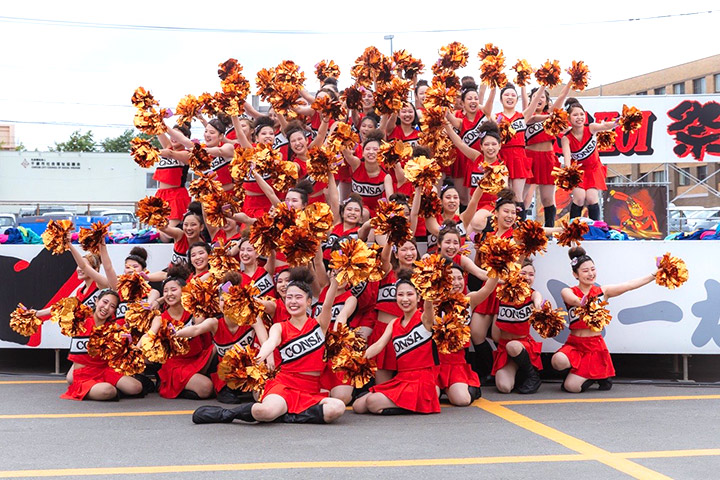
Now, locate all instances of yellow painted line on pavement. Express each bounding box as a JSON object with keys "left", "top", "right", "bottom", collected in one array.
[
  {"left": 621, "top": 448, "right": 720, "bottom": 459},
  {"left": 496, "top": 394, "right": 720, "bottom": 406},
  {"left": 475, "top": 398, "right": 672, "bottom": 480}
]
